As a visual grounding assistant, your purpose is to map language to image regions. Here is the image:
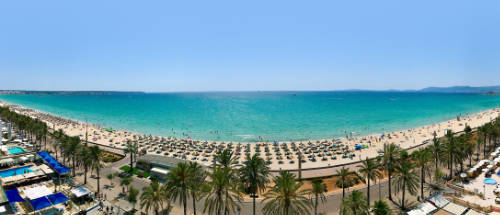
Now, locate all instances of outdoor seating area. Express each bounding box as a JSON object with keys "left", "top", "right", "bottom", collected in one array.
[{"left": 4, "top": 181, "right": 74, "bottom": 214}]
